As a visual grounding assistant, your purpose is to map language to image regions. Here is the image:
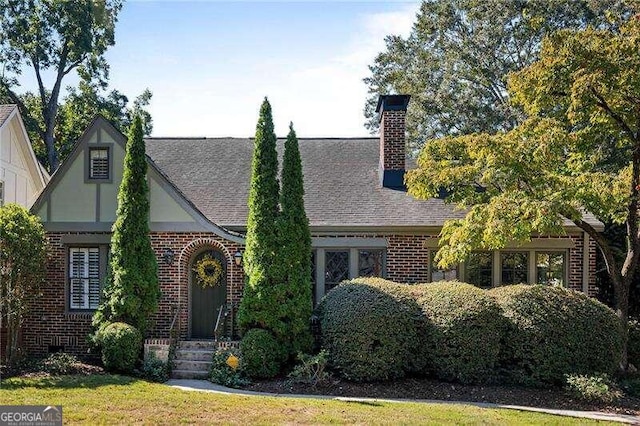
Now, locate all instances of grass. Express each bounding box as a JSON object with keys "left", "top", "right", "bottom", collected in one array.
[{"left": 0, "top": 375, "right": 615, "bottom": 425}]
